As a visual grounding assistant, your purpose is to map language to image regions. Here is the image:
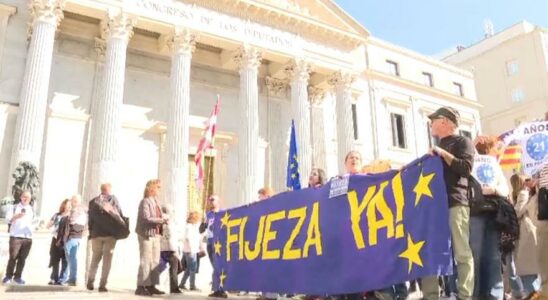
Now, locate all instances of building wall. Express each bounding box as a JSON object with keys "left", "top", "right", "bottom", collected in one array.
[
  {"left": 444, "top": 22, "right": 548, "bottom": 135},
  {"left": 367, "top": 39, "right": 477, "bottom": 101}
]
